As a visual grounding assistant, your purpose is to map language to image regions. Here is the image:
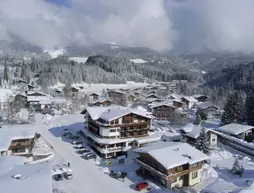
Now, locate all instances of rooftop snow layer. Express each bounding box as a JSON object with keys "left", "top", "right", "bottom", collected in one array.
[
  {"left": 0, "top": 157, "right": 52, "bottom": 193},
  {"left": 86, "top": 105, "right": 153, "bottom": 121},
  {"left": 0, "top": 124, "right": 36, "bottom": 151},
  {"left": 216, "top": 123, "right": 254, "bottom": 136},
  {"left": 196, "top": 102, "right": 219, "bottom": 110},
  {"left": 182, "top": 96, "right": 198, "bottom": 103},
  {"left": 130, "top": 59, "right": 147, "bottom": 64},
  {"left": 135, "top": 142, "right": 208, "bottom": 169},
  {"left": 70, "top": 57, "right": 88, "bottom": 63},
  {"left": 134, "top": 134, "right": 162, "bottom": 145}
]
